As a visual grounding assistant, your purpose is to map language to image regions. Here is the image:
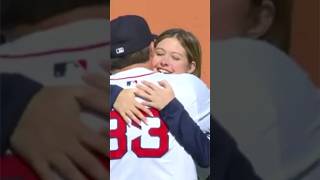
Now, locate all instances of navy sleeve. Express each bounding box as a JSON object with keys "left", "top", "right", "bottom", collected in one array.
[
  {"left": 0, "top": 73, "right": 43, "bottom": 155},
  {"left": 160, "top": 98, "right": 210, "bottom": 168},
  {"left": 214, "top": 120, "right": 261, "bottom": 180},
  {"left": 109, "top": 85, "right": 123, "bottom": 107},
  {"left": 159, "top": 99, "right": 261, "bottom": 179}
]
